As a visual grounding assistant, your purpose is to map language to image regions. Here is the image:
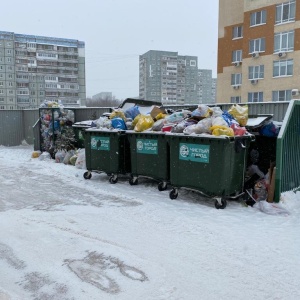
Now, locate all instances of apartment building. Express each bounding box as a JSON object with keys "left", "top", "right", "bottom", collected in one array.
[
  {"left": 198, "top": 69, "right": 216, "bottom": 104},
  {"left": 217, "top": 0, "right": 299, "bottom": 103},
  {"left": 139, "top": 50, "right": 199, "bottom": 105},
  {"left": 0, "top": 31, "right": 85, "bottom": 110},
  {"left": 211, "top": 78, "right": 217, "bottom": 103}
]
